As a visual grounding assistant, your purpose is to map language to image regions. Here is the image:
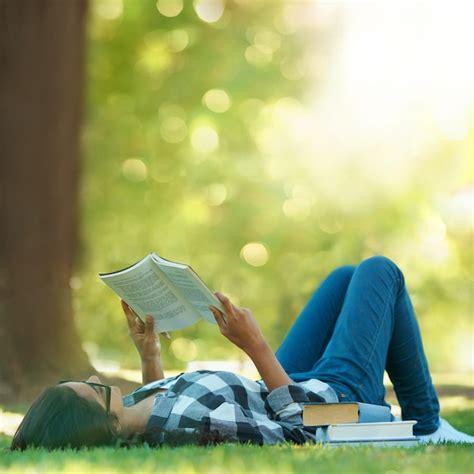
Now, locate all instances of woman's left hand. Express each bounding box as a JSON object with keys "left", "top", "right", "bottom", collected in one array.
[
  {"left": 209, "top": 292, "right": 266, "bottom": 356},
  {"left": 121, "top": 300, "right": 170, "bottom": 361}
]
